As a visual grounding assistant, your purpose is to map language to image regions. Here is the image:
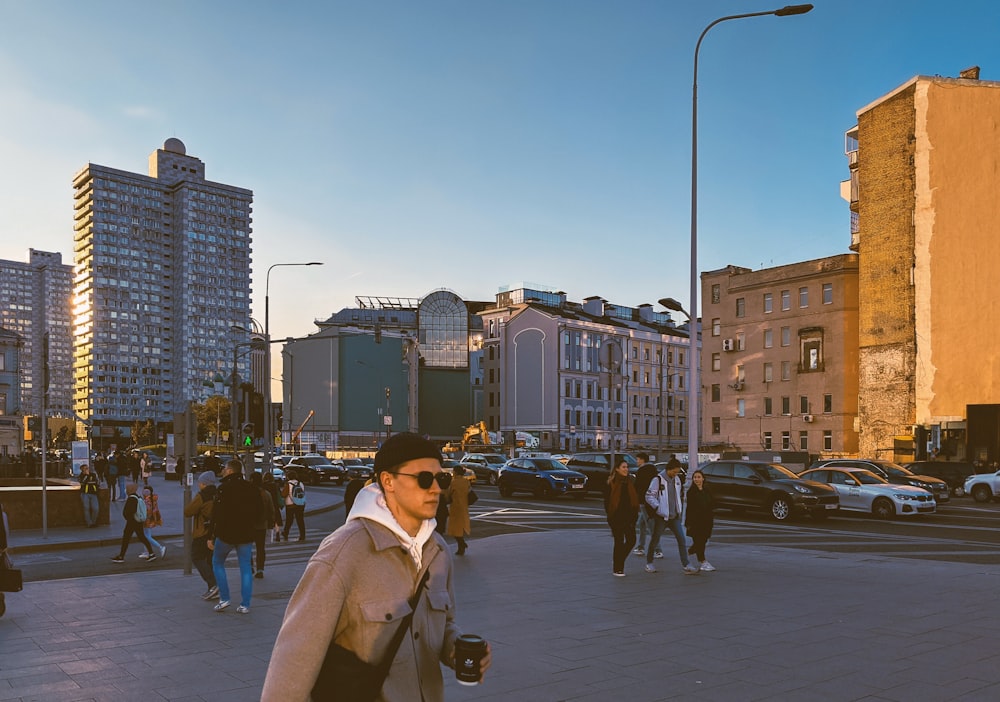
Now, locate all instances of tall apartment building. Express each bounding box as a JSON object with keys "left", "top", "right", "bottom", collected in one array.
[
  {"left": 842, "top": 70, "right": 1000, "bottom": 461},
  {"left": 479, "top": 284, "right": 694, "bottom": 455},
  {"left": 0, "top": 249, "right": 74, "bottom": 418},
  {"left": 701, "top": 257, "right": 859, "bottom": 460},
  {"left": 72, "top": 139, "right": 253, "bottom": 441}
]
